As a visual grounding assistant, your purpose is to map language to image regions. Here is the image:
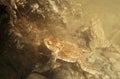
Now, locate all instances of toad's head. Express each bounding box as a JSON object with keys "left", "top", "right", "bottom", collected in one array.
[{"left": 44, "top": 36, "right": 63, "bottom": 52}]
